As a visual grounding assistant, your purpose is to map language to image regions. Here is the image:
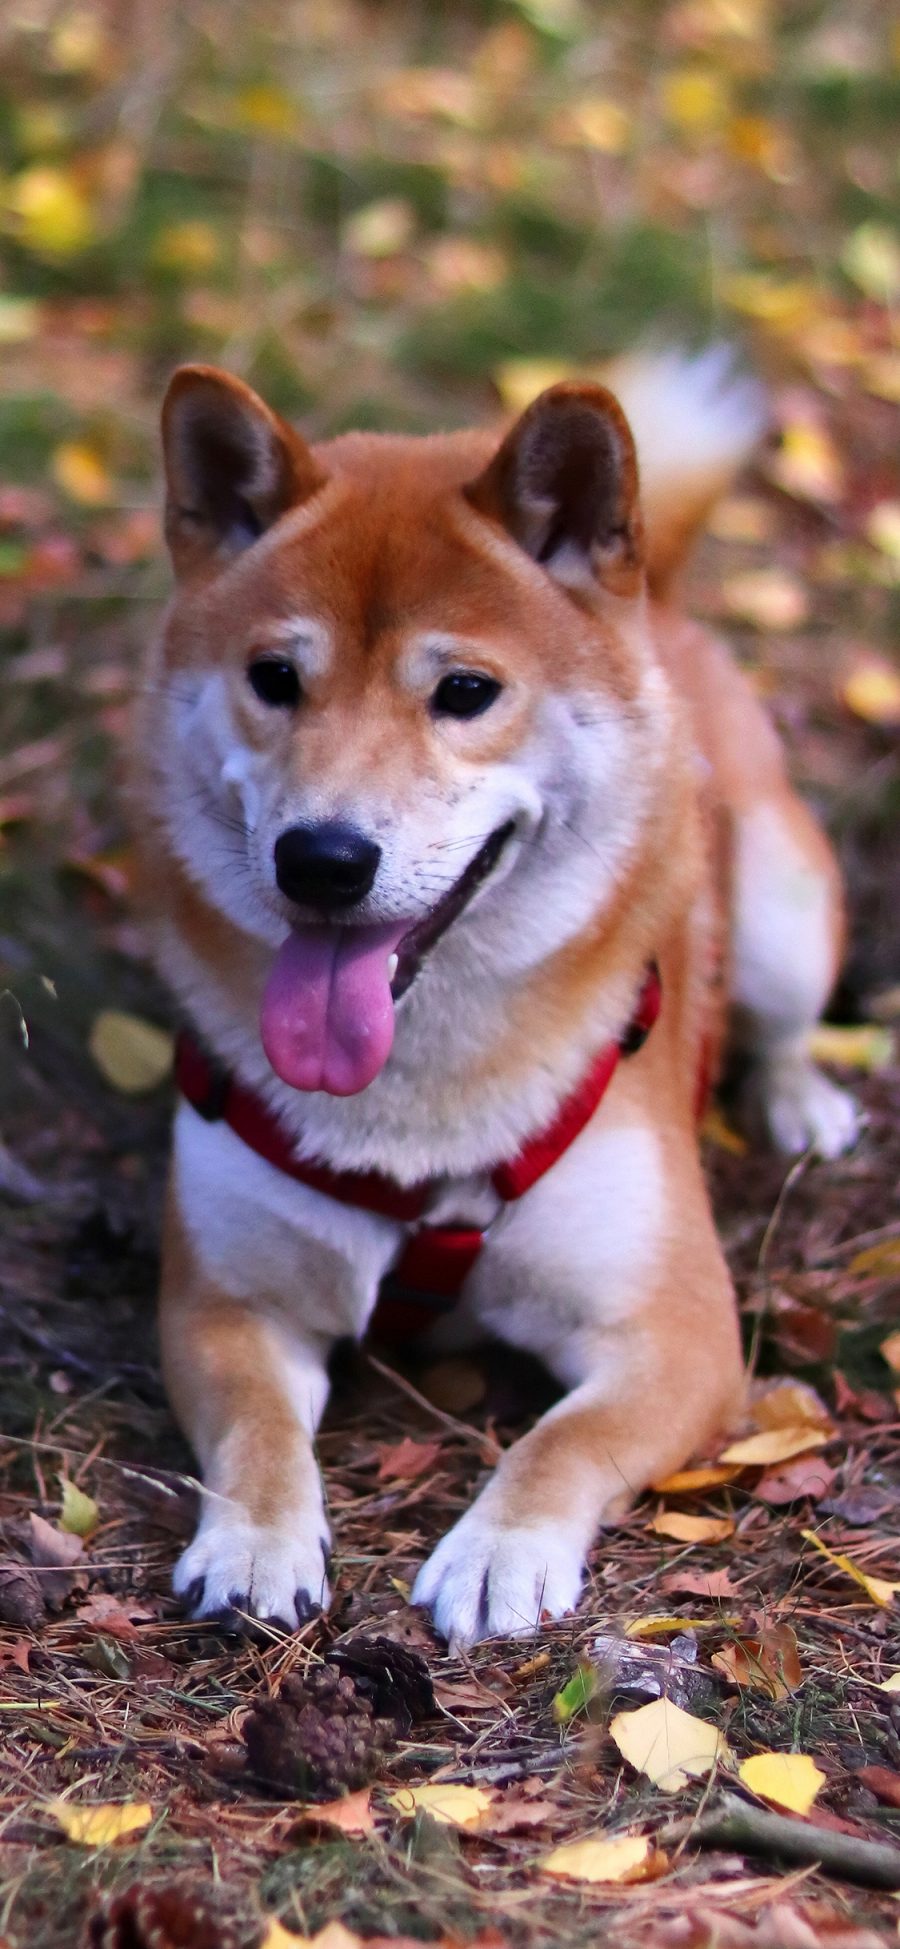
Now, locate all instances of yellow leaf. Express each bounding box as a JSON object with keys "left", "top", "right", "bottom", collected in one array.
[
  {"left": 751, "top": 1380, "right": 834, "bottom": 1434},
  {"left": 260, "top": 1928, "right": 363, "bottom": 1949},
  {"left": 49, "top": 1799, "right": 153, "bottom": 1845},
  {"left": 233, "top": 84, "right": 301, "bottom": 137},
  {"left": 650, "top": 1512, "right": 735, "bottom": 1544},
  {"left": 801, "top": 1531, "right": 900, "bottom": 1609},
  {"left": 59, "top": 1477, "right": 99, "bottom": 1539},
  {"left": 552, "top": 98, "right": 632, "bottom": 152},
  {"left": 700, "top": 1106, "right": 747, "bottom": 1155},
  {"left": 0, "top": 296, "right": 40, "bottom": 344},
  {"left": 876, "top": 1333, "right": 900, "bottom": 1380},
  {"left": 738, "top": 1751, "right": 824, "bottom": 1815},
  {"left": 540, "top": 1832, "right": 663, "bottom": 1884},
  {"left": 862, "top": 352, "right": 900, "bottom": 403},
  {"left": 719, "top": 272, "right": 818, "bottom": 333},
  {"left": 388, "top": 1782, "right": 495, "bottom": 1829},
  {"left": 626, "top": 1615, "right": 728, "bottom": 1639},
  {"left": 652, "top": 1465, "right": 739, "bottom": 1494},
  {"left": 841, "top": 656, "right": 900, "bottom": 727},
  {"left": 841, "top": 223, "right": 900, "bottom": 303},
  {"left": 493, "top": 358, "right": 573, "bottom": 414},
  {"left": 865, "top": 502, "right": 900, "bottom": 564},
  {"left": 807, "top": 1022, "right": 894, "bottom": 1072},
  {"left": 609, "top": 1696, "right": 731, "bottom": 1792},
  {"left": 662, "top": 68, "right": 730, "bottom": 134},
  {"left": 719, "top": 1428, "right": 827, "bottom": 1467},
  {"left": 878, "top": 1673, "right": 900, "bottom": 1693},
  {"left": 52, "top": 442, "right": 114, "bottom": 508},
  {"left": 722, "top": 568, "right": 808, "bottom": 631},
  {"left": 767, "top": 422, "right": 844, "bottom": 505},
  {"left": 152, "top": 221, "right": 221, "bottom": 274},
  {"left": 5, "top": 165, "right": 94, "bottom": 256},
  {"left": 849, "top": 1240, "right": 900, "bottom": 1279},
  {"left": 259, "top": 1924, "right": 304, "bottom": 1949},
  {"left": 342, "top": 199, "right": 415, "bottom": 258},
  {"left": 89, "top": 1010, "right": 174, "bottom": 1094}
]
